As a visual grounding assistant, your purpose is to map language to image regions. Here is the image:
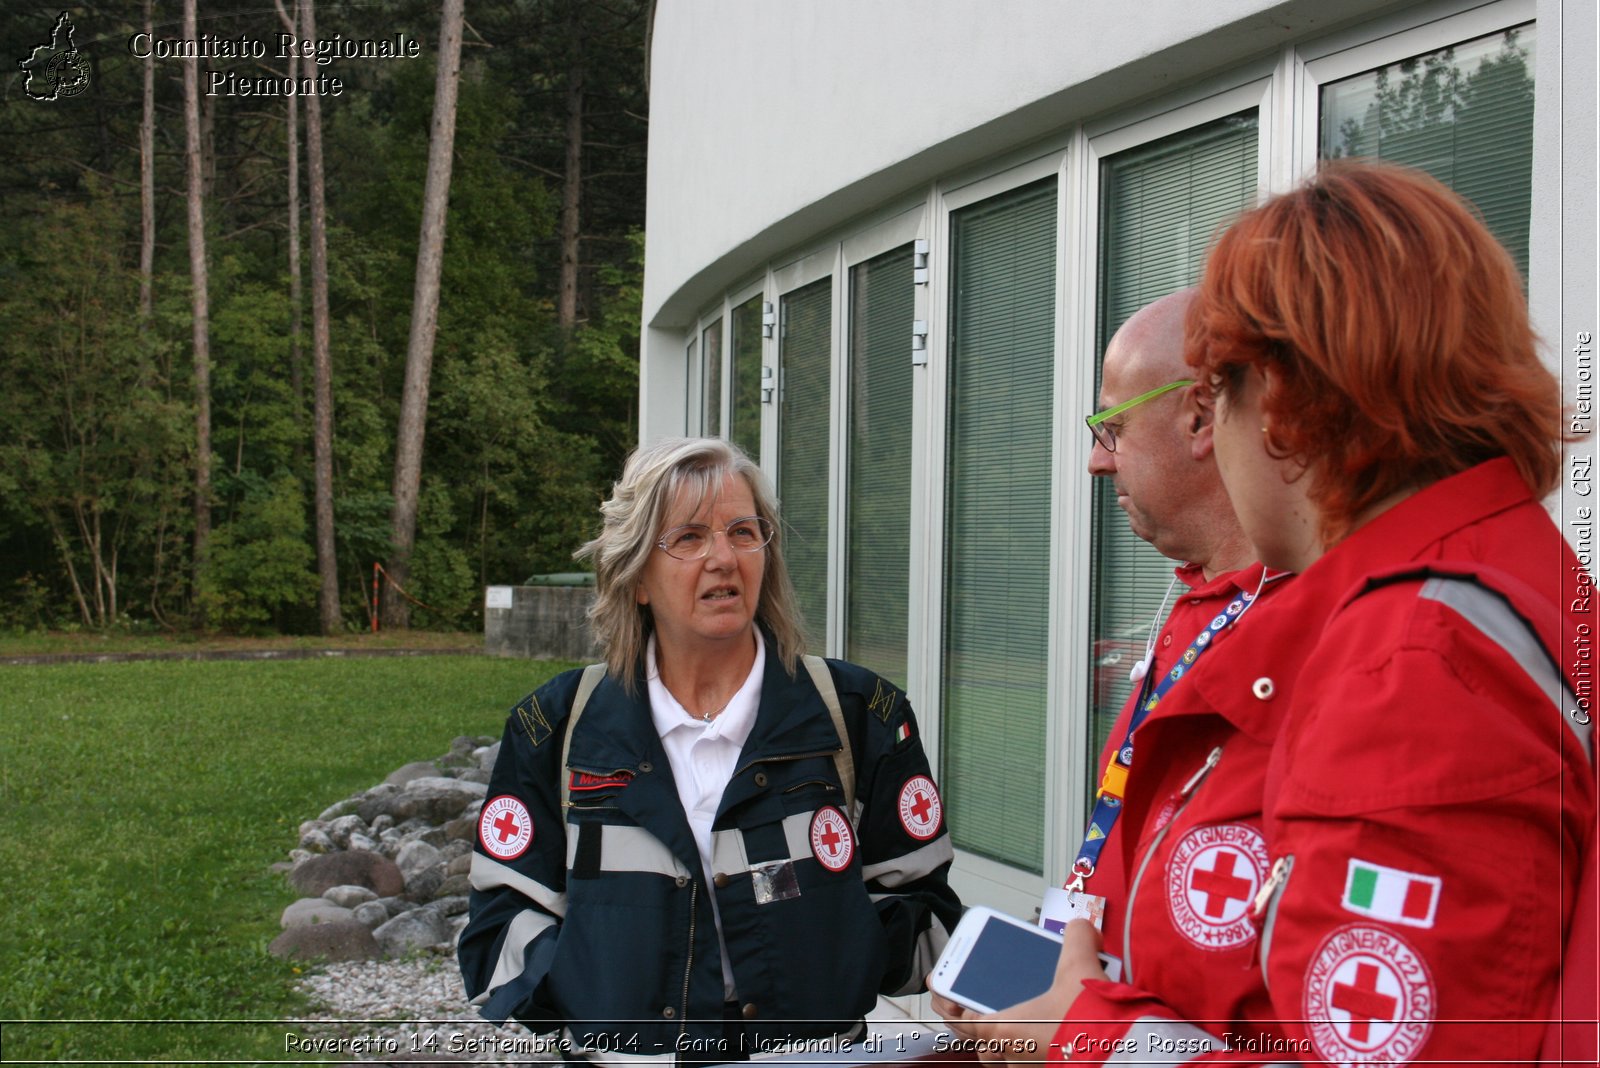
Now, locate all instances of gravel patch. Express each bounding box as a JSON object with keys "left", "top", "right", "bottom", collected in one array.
[{"left": 293, "top": 957, "right": 559, "bottom": 1064}]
